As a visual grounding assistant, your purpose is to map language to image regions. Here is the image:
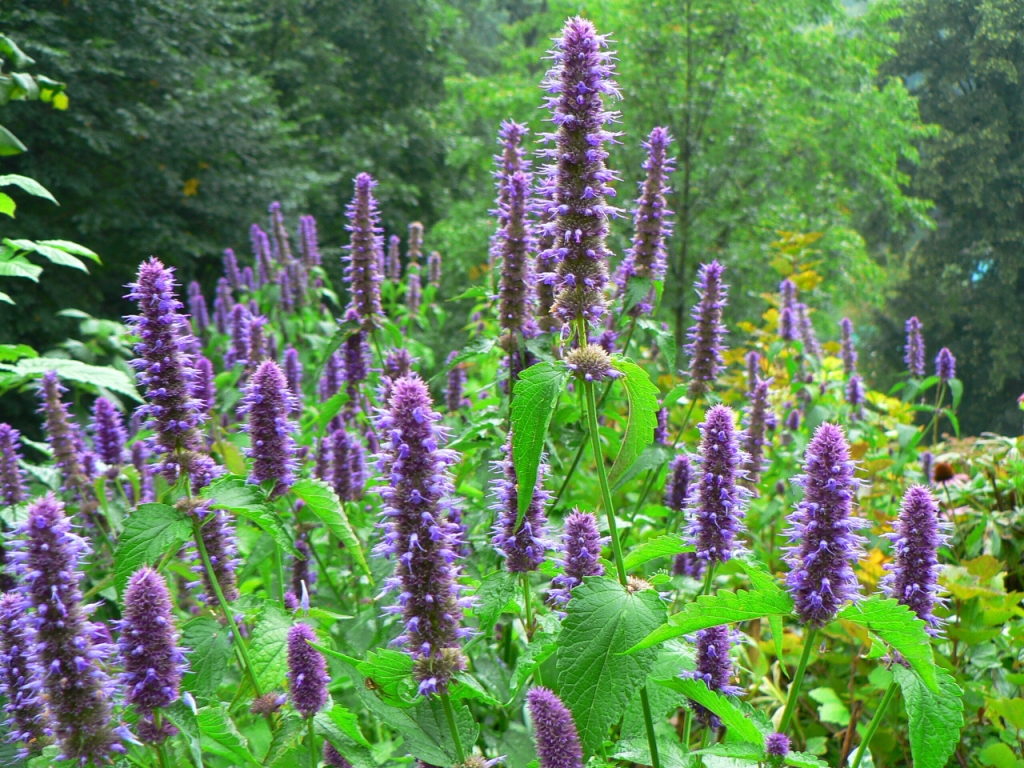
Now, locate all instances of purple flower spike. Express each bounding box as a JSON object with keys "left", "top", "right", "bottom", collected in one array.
[
  {"left": 795, "top": 303, "right": 821, "bottom": 358},
  {"left": 118, "top": 567, "right": 185, "bottom": 742},
  {"left": 846, "top": 374, "right": 865, "bottom": 420},
  {"left": 216, "top": 276, "right": 235, "bottom": 315},
  {"left": 745, "top": 350, "right": 761, "bottom": 393},
  {"left": 342, "top": 322, "right": 370, "bottom": 399},
  {"left": 37, "top": 371, "right": 89, "bottom": 494},
  {"left": 936, "top": 347, "right": 956, "bottom": 383},
  {"left": 686, "top": 261, "right": 729, "bottom": 399},
  {"left": 194, "top": 354, "right": 217, "bottom": 416},
  {"left": 91, "top": 397, "right": 128, "bottom": 469},
  {"left": 251, "top": 224, "right": 273, "bottom": 286},
  {"left": 920, "top": 451, "right": 933, "bottom": 485},
  {"left": 131, "top": 442, "right": 155, "bottom": 504},
  {"left": 223, "top": 248, "right": 241, "bottom": 289},
  {"left": 446, "top": 351, "right": 468, "bottom": 412},
  {"left": 617, "top": 127, "right": 675, "bottom": 317},
  {"left": 407, "top": 222, "right": 424, "bottom": 268},
  {"left": 387, "top": 234, "right": 402, "bottom": 281},
  {"left": 284, "top": 347, "right": 303, "bottom": 413},
  {"left": 0, "top": 424, "right": 28, "bottom": 506},
  {"left": 427, "top": 251, "right": 442, "bottom": 287},
  {"left": 882, "top": 485, "right": 946, "bottom": 634},
  {"left": 287, "top": 623, "right": 329, "bottom": 718},
  {"left": 654, "top": 407, "right": 669, "bottom": 445},
  {"left": 785, "top": 409, "right": 801, "bottom": 432},
  {"left": 13, "top": 494, "right": 125, "bottom": 763},
  {"left": 686, "top": 625, "right": 742, "bottom": 726},
  {"left": 193, "top": 509, "right": 240, "bottom": 603},
  {"left": 689, "top": 405, "right": 748, "bottom": 565},
  {"left": 785, "top": 423, "right": 865, "bottom": 627},
  {"left": 0, "top": 592, "right": 52, "bottom": 755},
  {"left": 268, "top": 201, "right": 294, "bottom": 263},
  {"left": 330, "top": 429, "right": 356, "bottom": 502},
  {"left": 299, "top": 215, "right": 321, "bottom": 267},
  {"left": 904, "top": 317, "right": 925, "bottom": 377},
  {"left": 344, "top": 173, "right": 385, "bottom": 330},
  {"left": 778, "top": 279, "right": 797, "bottom": 342},
  {"left": 241, "top": 360, "right": 299, "bottom": 496},
  {"left": 742, "top": 379, "right": 772, "bottom": 486},
  {"left": 491, "top": 431, "right": 549, "bottom": 573},
  {"left": 291, "top": 533, "right": 316, "bottom": 600},
  {"left": 324, "top": 742, "right": 353, "bottom": 768},
  {"left": 278, "top": 269, "right": 294, "bottom": 314},
  {"left": 665, "top": 453, "right": 691, "bottom": 514},
  {"left": 213, "top": 295, "right": 230, "bottom": 335},
  {"left": 549, "top": 510, "right": 605, "bottom": 607},
  {"left": 319, "top": 351, "right": 342, "bottom": 402},
  {"left": 840, "top": 318, "right": 857, "bottom": 376},
  {"left": 241, "top": 266, "right": 255, "bottom": 292},
  {"left": 374, "top": 376, "right": 468, "bottom": 696},
  {"left": 765, "top": 732, "right": 790, "bottom": 758},
  {"left": 407, "top": 271, "right": 422, "bottom": 315},
  {"left": 187, "top": 281, "right": 209, "bottom": 334},
  {"left": 527, "top": 687, "right": 584, "bottom": 768}
]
